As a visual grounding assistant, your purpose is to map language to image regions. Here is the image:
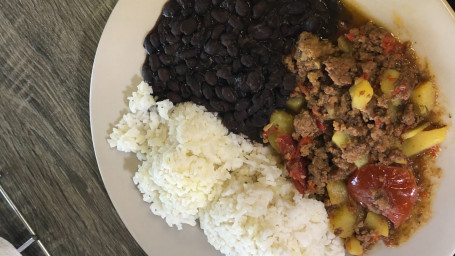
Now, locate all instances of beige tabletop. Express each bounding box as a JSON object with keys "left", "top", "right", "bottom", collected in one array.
[{"left": 0, "top": 1, "right": 146, "bottom": 255}]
